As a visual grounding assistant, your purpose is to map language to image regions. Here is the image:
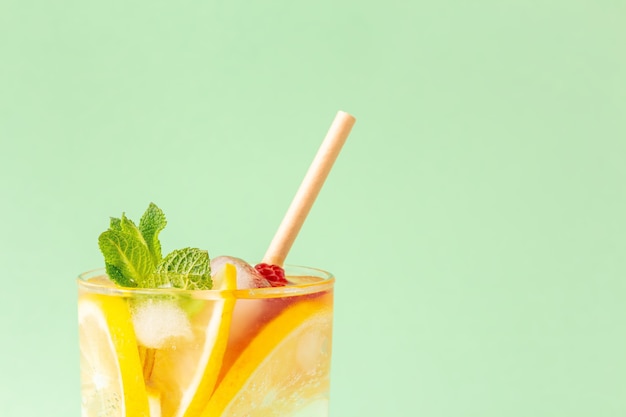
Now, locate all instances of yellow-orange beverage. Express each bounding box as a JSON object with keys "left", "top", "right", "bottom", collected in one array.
[{"left": 78, "top": 261, "right": 334, "bottom": 417}]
